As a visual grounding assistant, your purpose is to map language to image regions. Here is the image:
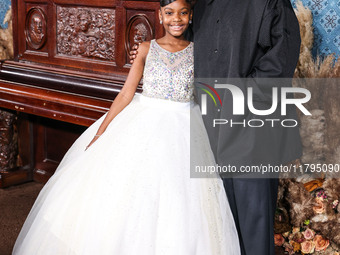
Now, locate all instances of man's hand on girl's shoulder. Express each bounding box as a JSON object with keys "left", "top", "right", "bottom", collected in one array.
[
  {"left": 130, "top": 41, "right": 151, "bottom": 64},
  {"left": 129, "top": 43, "right": 140, "bottom": 64}
]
